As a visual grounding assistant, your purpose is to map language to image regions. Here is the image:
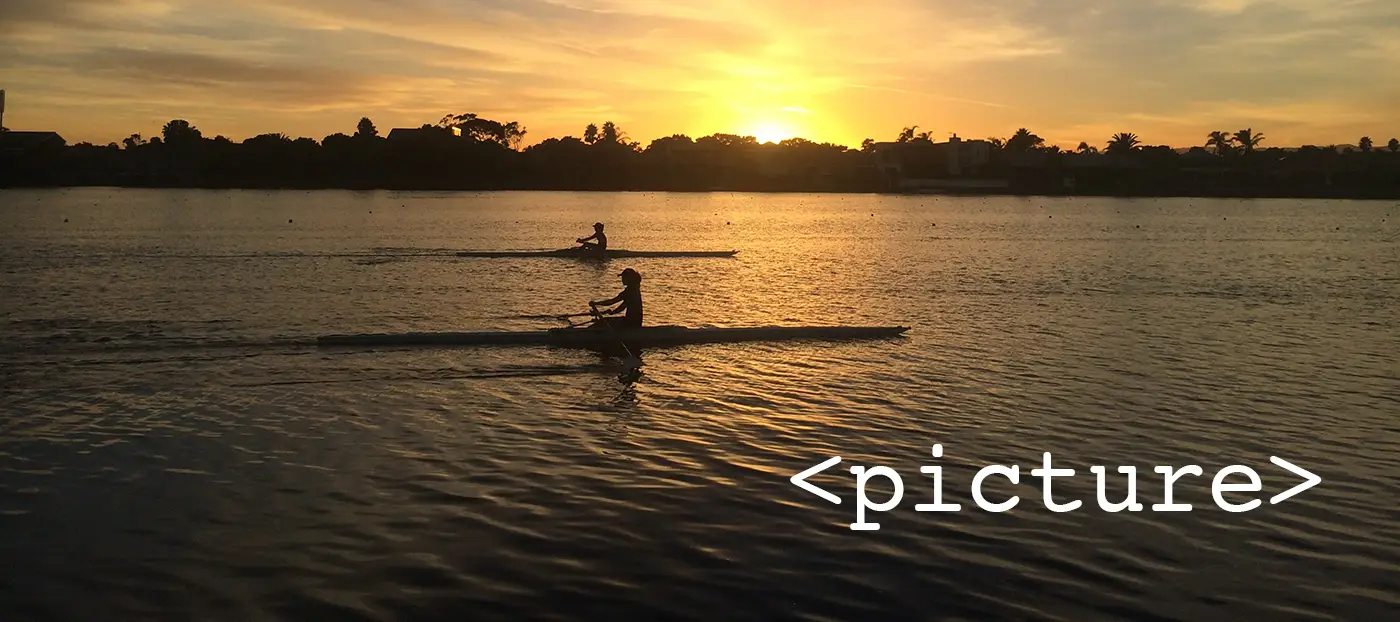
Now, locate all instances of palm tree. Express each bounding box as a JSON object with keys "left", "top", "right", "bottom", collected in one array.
[
  {"left": 1075, "top": 141, "right": 1097, "bottom": 154},
  {"left": 1389, "top": 138, "right": 1399, "bottom": 153},
  {"left": 1105, "top": 132, "right": 1140, "bottom": 155},
  {"left": 897, "top": 126, "right": 918, "bottom": 143},
  {"left": 1358, "top": 136, "right": 1373, "bottom": 152},
  {"left": 1206, "top": 130, "right": 1235, "bottom": 156},
  {"left": 1004, "top": 128, "right": 1044, "bottom": 153},
  {"left": 600, "top": 121, "right": 623, "bottom": 144},
  {"left": 1232, "top": 128, "right": 1264, "bottom": 154}
]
